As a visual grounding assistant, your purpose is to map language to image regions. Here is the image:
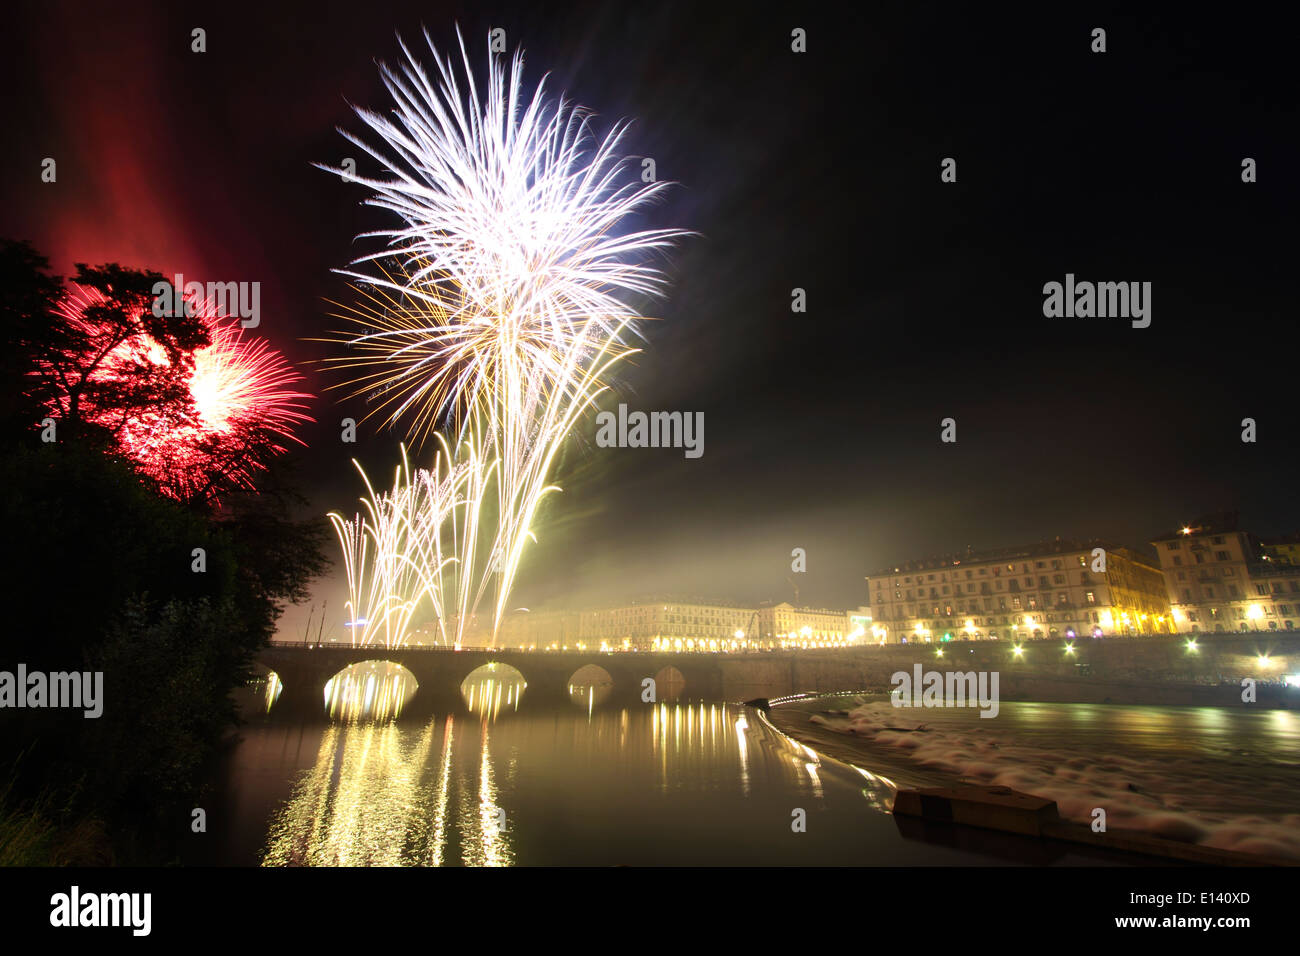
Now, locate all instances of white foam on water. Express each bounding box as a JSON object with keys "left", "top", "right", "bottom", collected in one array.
[{"left": 811, "top": 700, "right": 1300, "bottom": 860}]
